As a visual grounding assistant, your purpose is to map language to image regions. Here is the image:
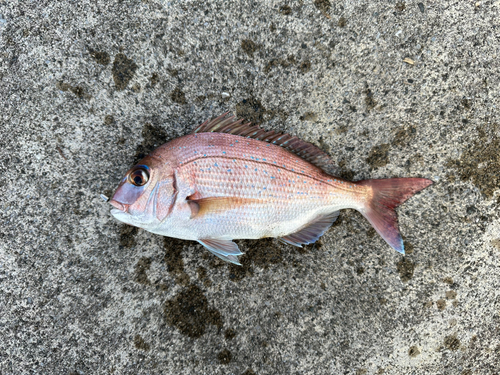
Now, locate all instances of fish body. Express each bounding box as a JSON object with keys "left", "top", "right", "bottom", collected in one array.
[{"left": 109, "top": 114, "right": 432, "bottom": 264}]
